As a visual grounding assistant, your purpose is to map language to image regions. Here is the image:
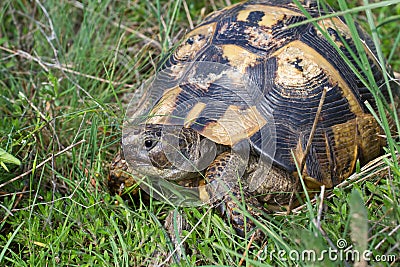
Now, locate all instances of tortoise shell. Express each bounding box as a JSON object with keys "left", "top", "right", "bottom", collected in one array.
[{"left": 128, "top": 0, "right": 395, "bottom": 190}]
